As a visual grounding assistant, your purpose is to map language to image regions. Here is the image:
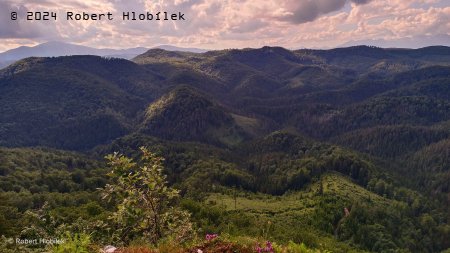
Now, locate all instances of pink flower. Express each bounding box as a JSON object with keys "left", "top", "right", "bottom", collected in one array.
[
  {"left": 265, "top": 241, "right": 274, "bottom": 252},
  {"left": 205, "top": 233, "right": 218, "bottom": 241},
  {"left": 256, "top": 241, "right": 274, "bottom": 253}
]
